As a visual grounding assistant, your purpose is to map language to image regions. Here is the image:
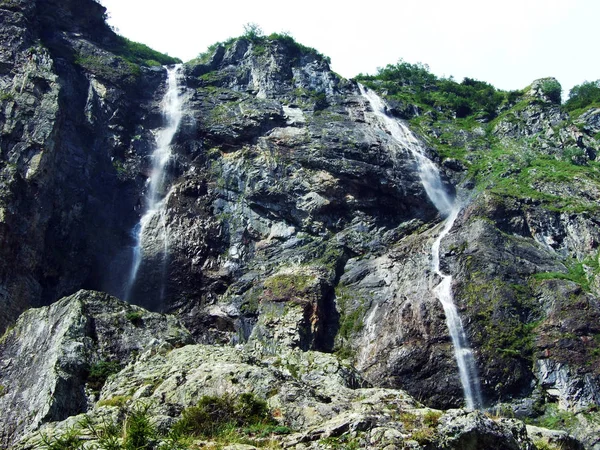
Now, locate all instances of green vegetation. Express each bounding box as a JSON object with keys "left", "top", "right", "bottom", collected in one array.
[
  {"left": 356, "top": 60, "right": 513, "bottom": 120},
  {"left": 41, "top": 426, "right": 82, "bottom": 450},
  {"left": 113, "top": 36, "right": 181, "bottom": 67},
  {"left": 112, "top": 160, "right": 127, "bottom": 176},
  {"left": 423, "top": 410, "right": 442, "bottom": 427},
  {"left": 356, "top": 58, "right": 600, "bottom": 217},
  {"left": 319, "top": 434, "right": 361, "bottom": 449},
  {"left": 532, "top": 257, "right": 597, "bottom": 292},
  {"left": 263, "top": 273, "right": 314, "bottom": 301},
  {"left": 0, "top": 323, "right": 15, "bottom": 345},
  {"left": 241, "top": 287, "right": 262, "bottom": 315},
  {"left": 125, "top": 311, "right": 143, "bottom": 325},
  {"left": 334, "top": 285, "right": 369, "bottom": 360},
  {"left": 540, "top": 78, "right": 562, "bottom": 104},
  {"left": 395, "top": 410, "right": 438, "bottom": 445},
  {"left": 265, "top": 32, "right": 331, "bottom": 64},
  {"left": 532, "top": 251, "right": 599, "bottom": 293},
  {"left": 293, "top": 87, "right": 328, "bottom": 110},
  {"left": 533, "top": 440, "right": 564, "bottom": 450},
  {"left": 74, "top": 53, "right": 140, "bottom": 85},
  {"left": 172, "top": 393, "right": 275, "bottom": 439},
  {"left": 526, "top": 403, "right": 579, "bottom": 430},
  {"left": 87, "top": 360, "right": 122, "bottom": 393},
  {"left": 242, "top": 22, "right": 264, "bottom": 41},
  {"left": 335, "top": 285, "right": 367, "bottom": 340},
  {"left": 0, "top": 90, "right": 14, "bottom": 102},
  {"left": 461, "top": 276, "right": 539, "bottom": 361},
  {"left": 97, "top": 395, "right": 131, "bottom": 408},
  {"left": 74, "top": 36, "right": 180, "bottom": 84},
  {"left": 123, "top": 404, "right": 156, "bottom": 449},
  {"left": 42, "top": 393, "right": 286, "bottom": 449},
  {"left": 564, "top": 79, "right": 600, "bottom": 113},
  {"left": 192, "top": 26, "right": 330, "bottom": 66},
  {"left": 458, "top": 139, "right": 600, "bottom": 213}
]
